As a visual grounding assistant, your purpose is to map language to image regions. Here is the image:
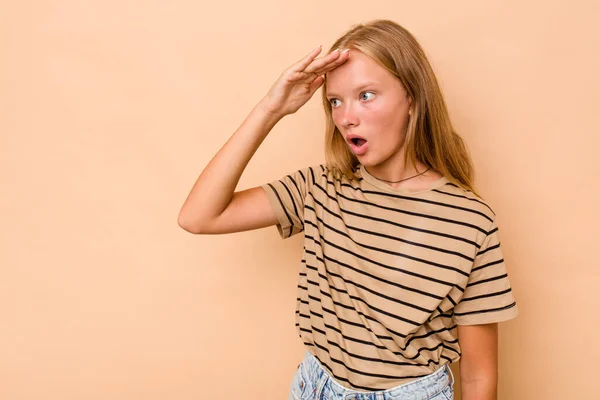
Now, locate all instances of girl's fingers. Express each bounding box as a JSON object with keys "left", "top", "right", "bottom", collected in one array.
[
  {"left": 311, "top": 50, "right": 349, "bottom": 75},
  {"left": 303, "top": 49, "right": 344, "bottom": 74},
  {"left": 291, "top": 45, "right": 323, "bottom": 73},
  {"left": 288, "top": 46, "right": 349, "bottom": 84},
  {"left": 308, "top": 75, "right": 325, "bottom": 94}
]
